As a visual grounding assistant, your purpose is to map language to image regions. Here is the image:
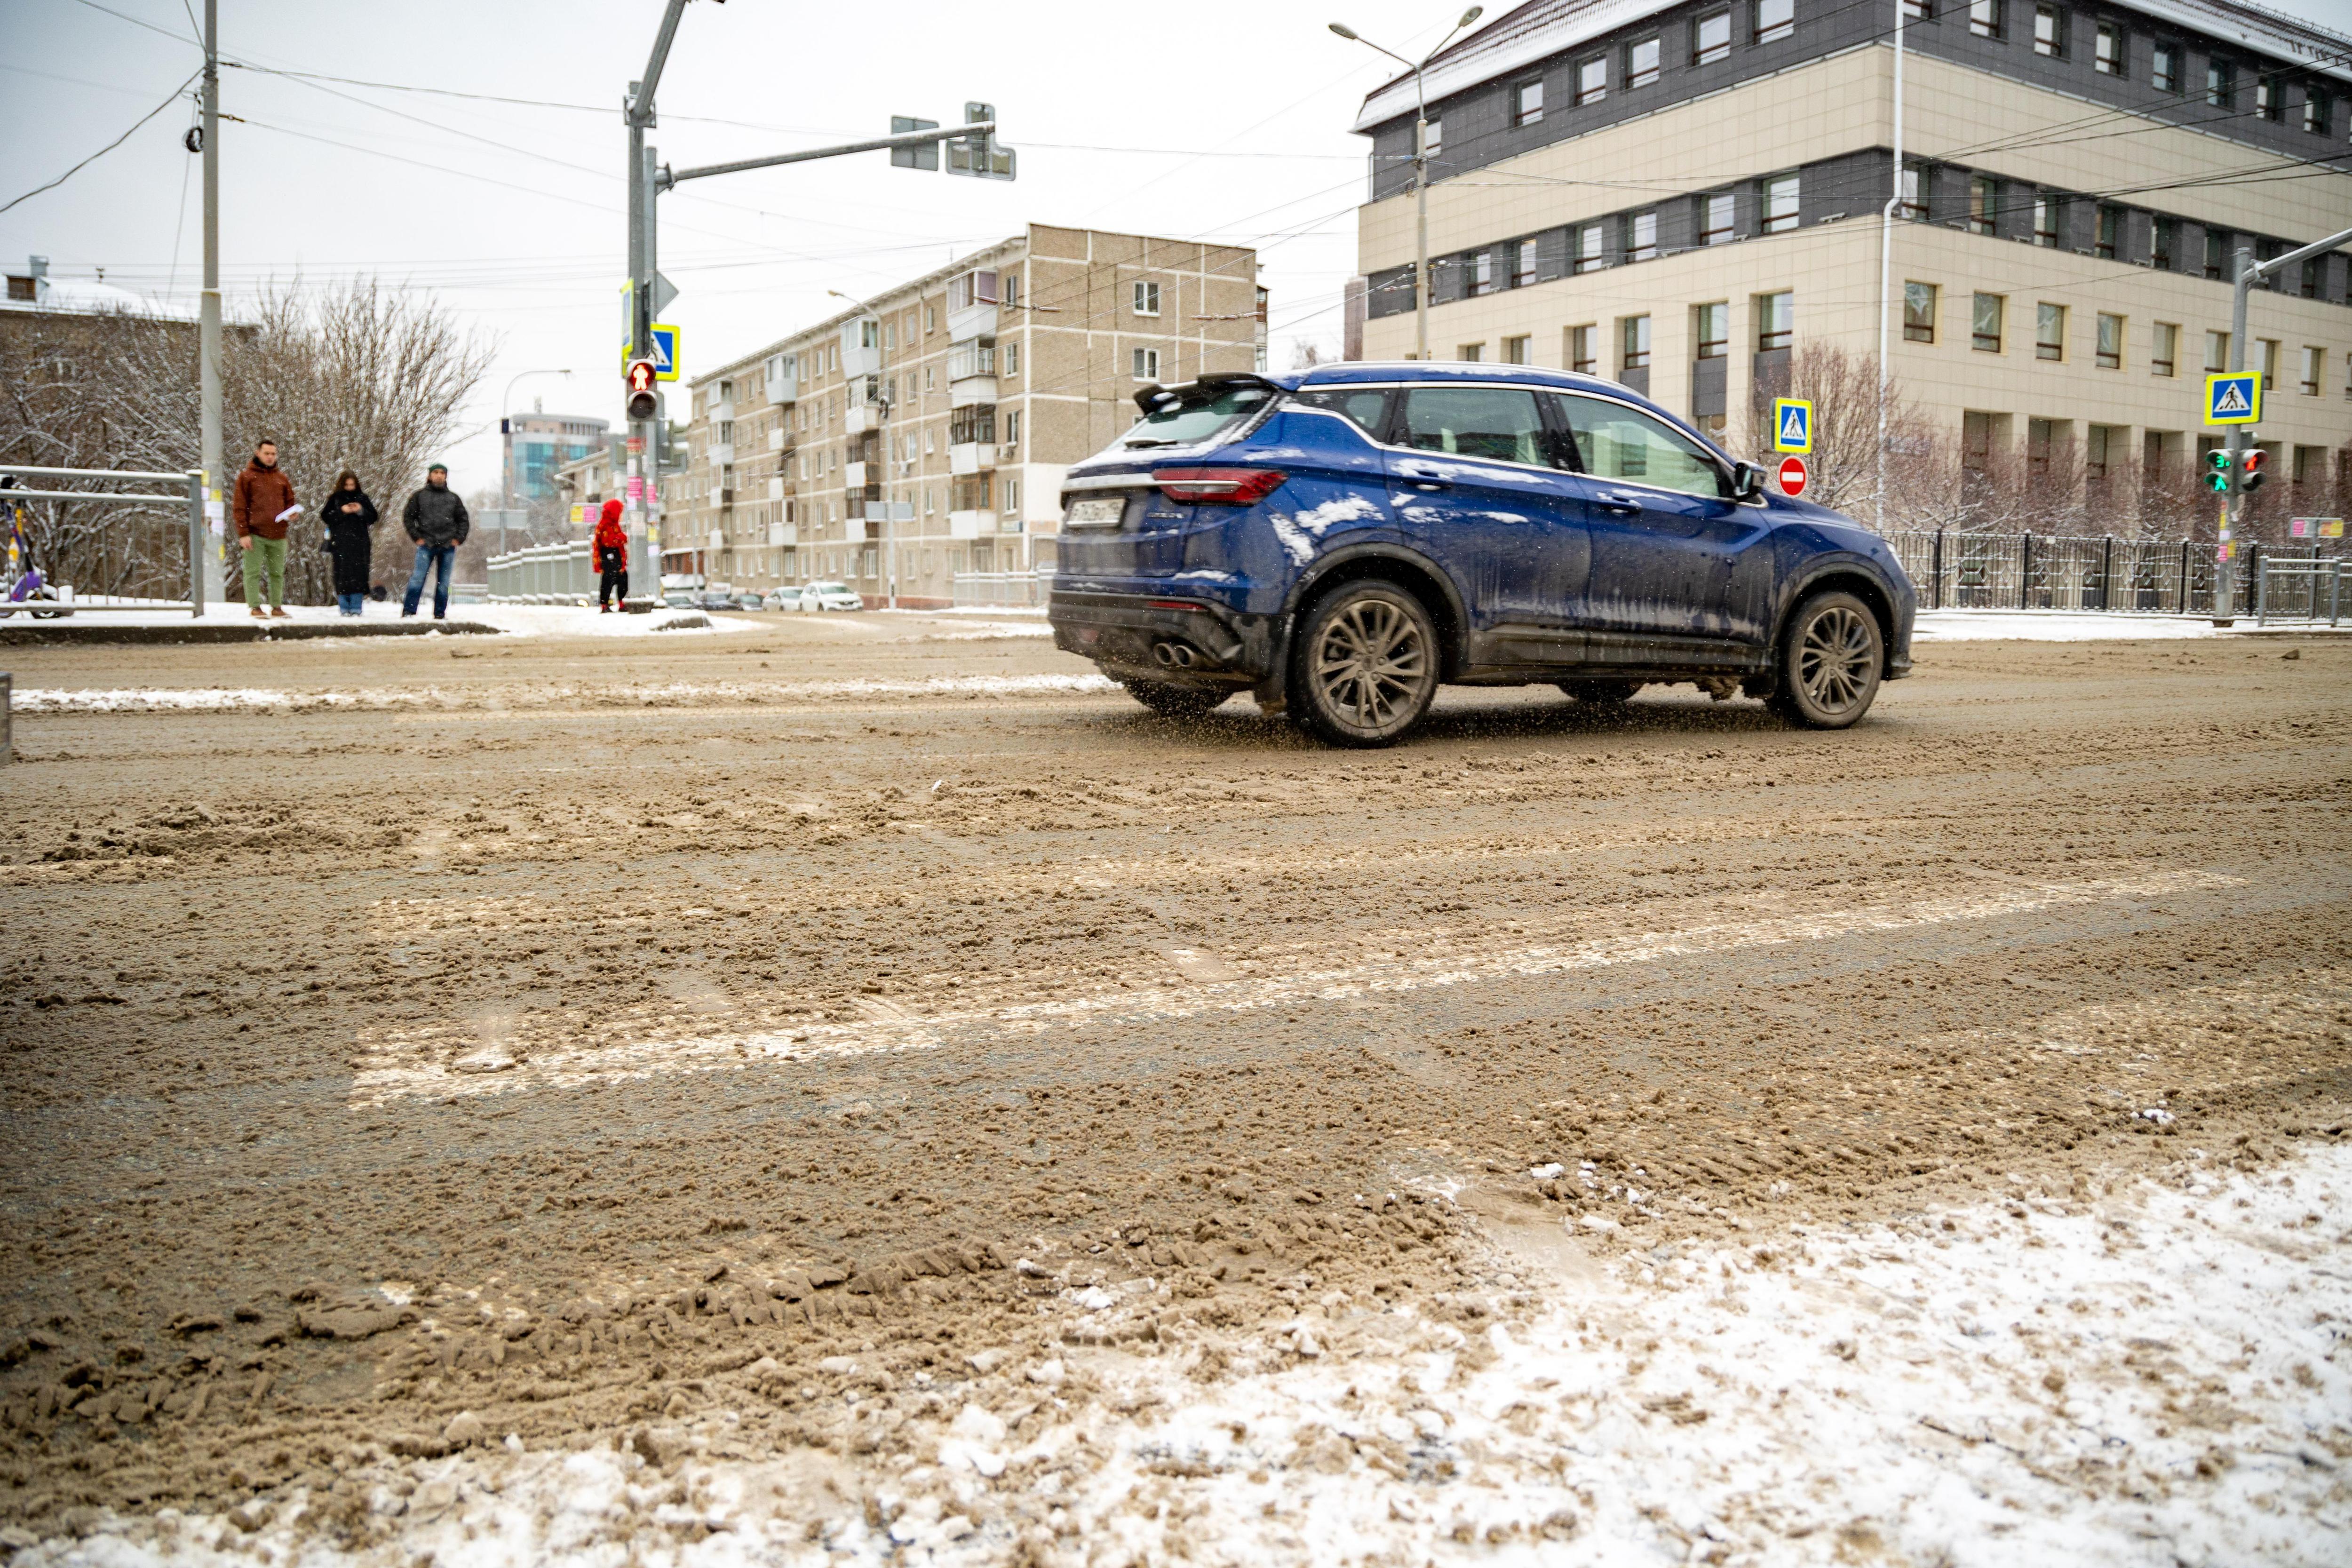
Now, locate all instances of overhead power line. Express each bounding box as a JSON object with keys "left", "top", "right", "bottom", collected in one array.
[{"left": 0, "top": 67, "right": 198, "bottom": 215}]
